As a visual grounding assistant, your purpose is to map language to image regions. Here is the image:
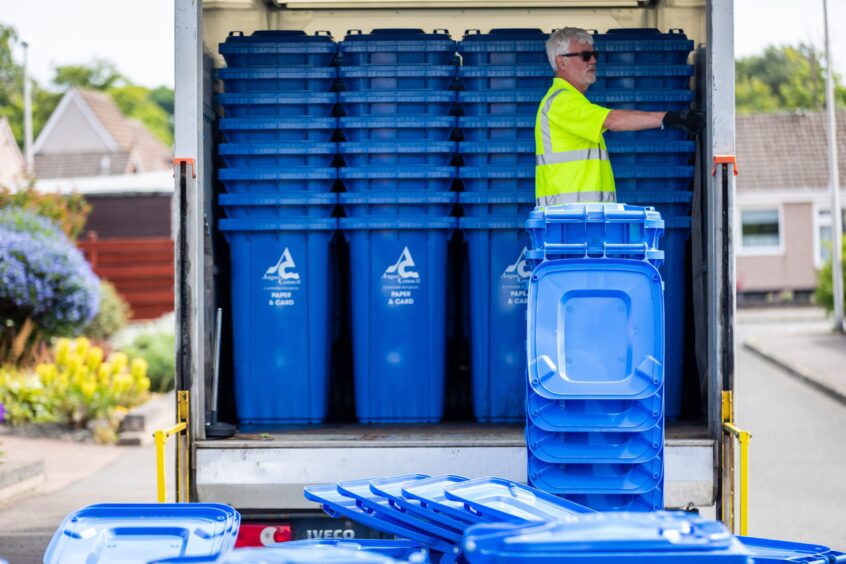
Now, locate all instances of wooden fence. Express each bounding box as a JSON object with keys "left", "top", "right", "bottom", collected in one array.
[{"left": 79, "top": 233, "right": 174, "bottom": 320}]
